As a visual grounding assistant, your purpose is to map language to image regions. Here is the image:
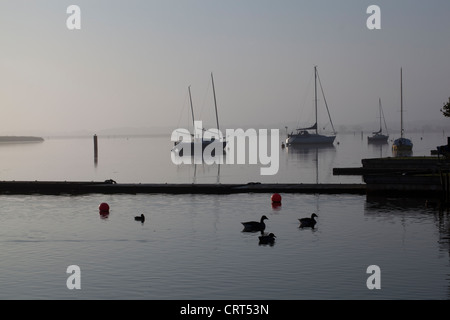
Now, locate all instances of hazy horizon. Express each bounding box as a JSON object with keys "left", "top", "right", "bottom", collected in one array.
[{"left": 1, "top": 1, "right": 449, "bottom": 137}]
